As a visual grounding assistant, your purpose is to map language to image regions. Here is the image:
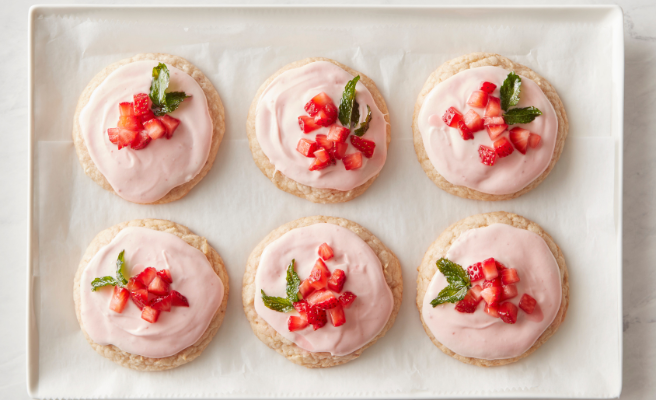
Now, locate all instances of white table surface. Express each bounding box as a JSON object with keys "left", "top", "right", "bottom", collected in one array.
[{"left": 1, "top": 1, "right": 653, "bottom": 399}]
